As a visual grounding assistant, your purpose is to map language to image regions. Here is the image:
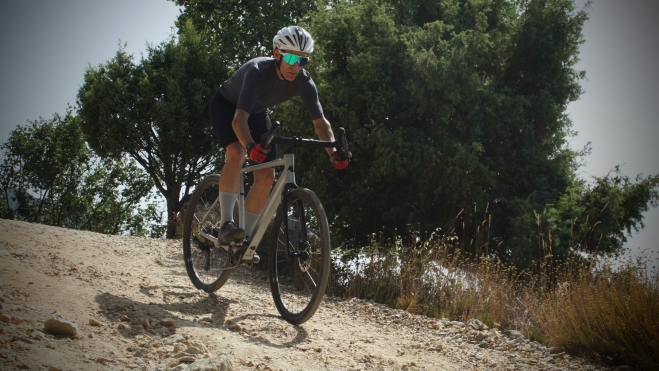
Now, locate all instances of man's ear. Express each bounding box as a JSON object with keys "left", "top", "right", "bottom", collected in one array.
[{"left": 273, "top": 48, "right": 280, "bottom": 60}]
